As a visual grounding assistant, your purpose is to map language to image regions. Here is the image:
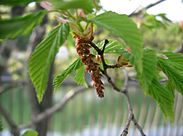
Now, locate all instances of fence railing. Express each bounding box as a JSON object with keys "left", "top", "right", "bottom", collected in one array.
[{"left": 0, "top": 85, "right": 183, "bottom": 136}]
